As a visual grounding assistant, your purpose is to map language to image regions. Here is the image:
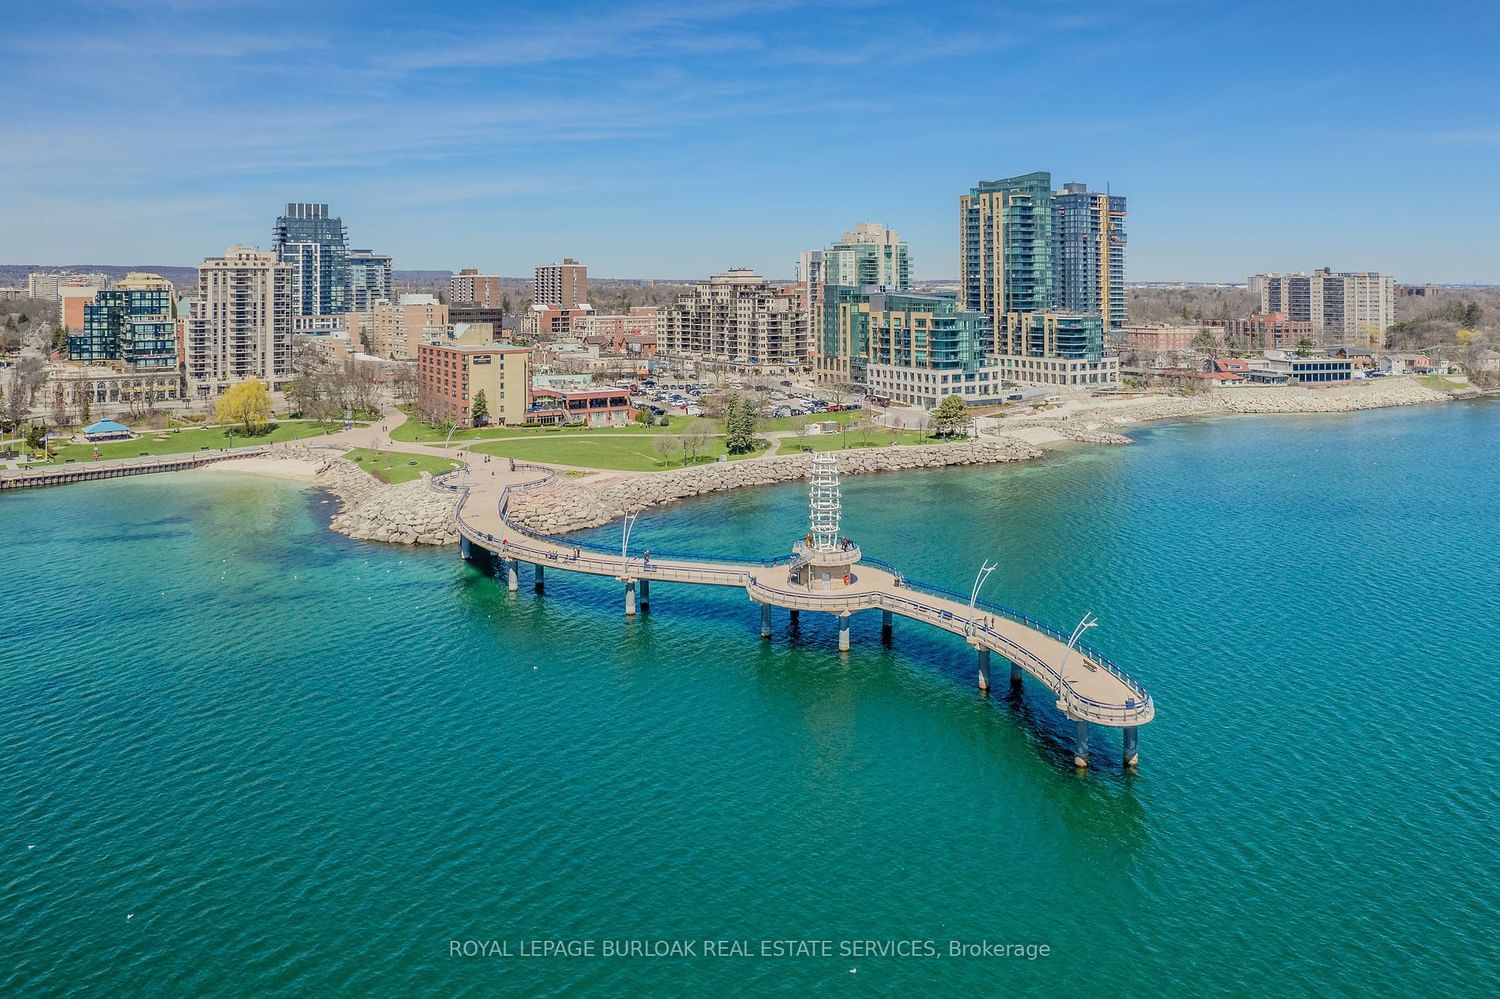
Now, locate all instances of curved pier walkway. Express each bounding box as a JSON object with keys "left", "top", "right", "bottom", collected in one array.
[{"left": 448, "top": 463, "right": 1155, "bottom": 768}]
